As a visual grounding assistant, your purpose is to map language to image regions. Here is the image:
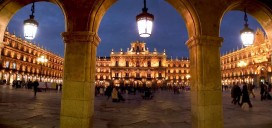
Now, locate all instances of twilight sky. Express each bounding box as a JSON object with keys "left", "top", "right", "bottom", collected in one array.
[{"left": 7, "top": 0, "right": 262, "bottom": 58}]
